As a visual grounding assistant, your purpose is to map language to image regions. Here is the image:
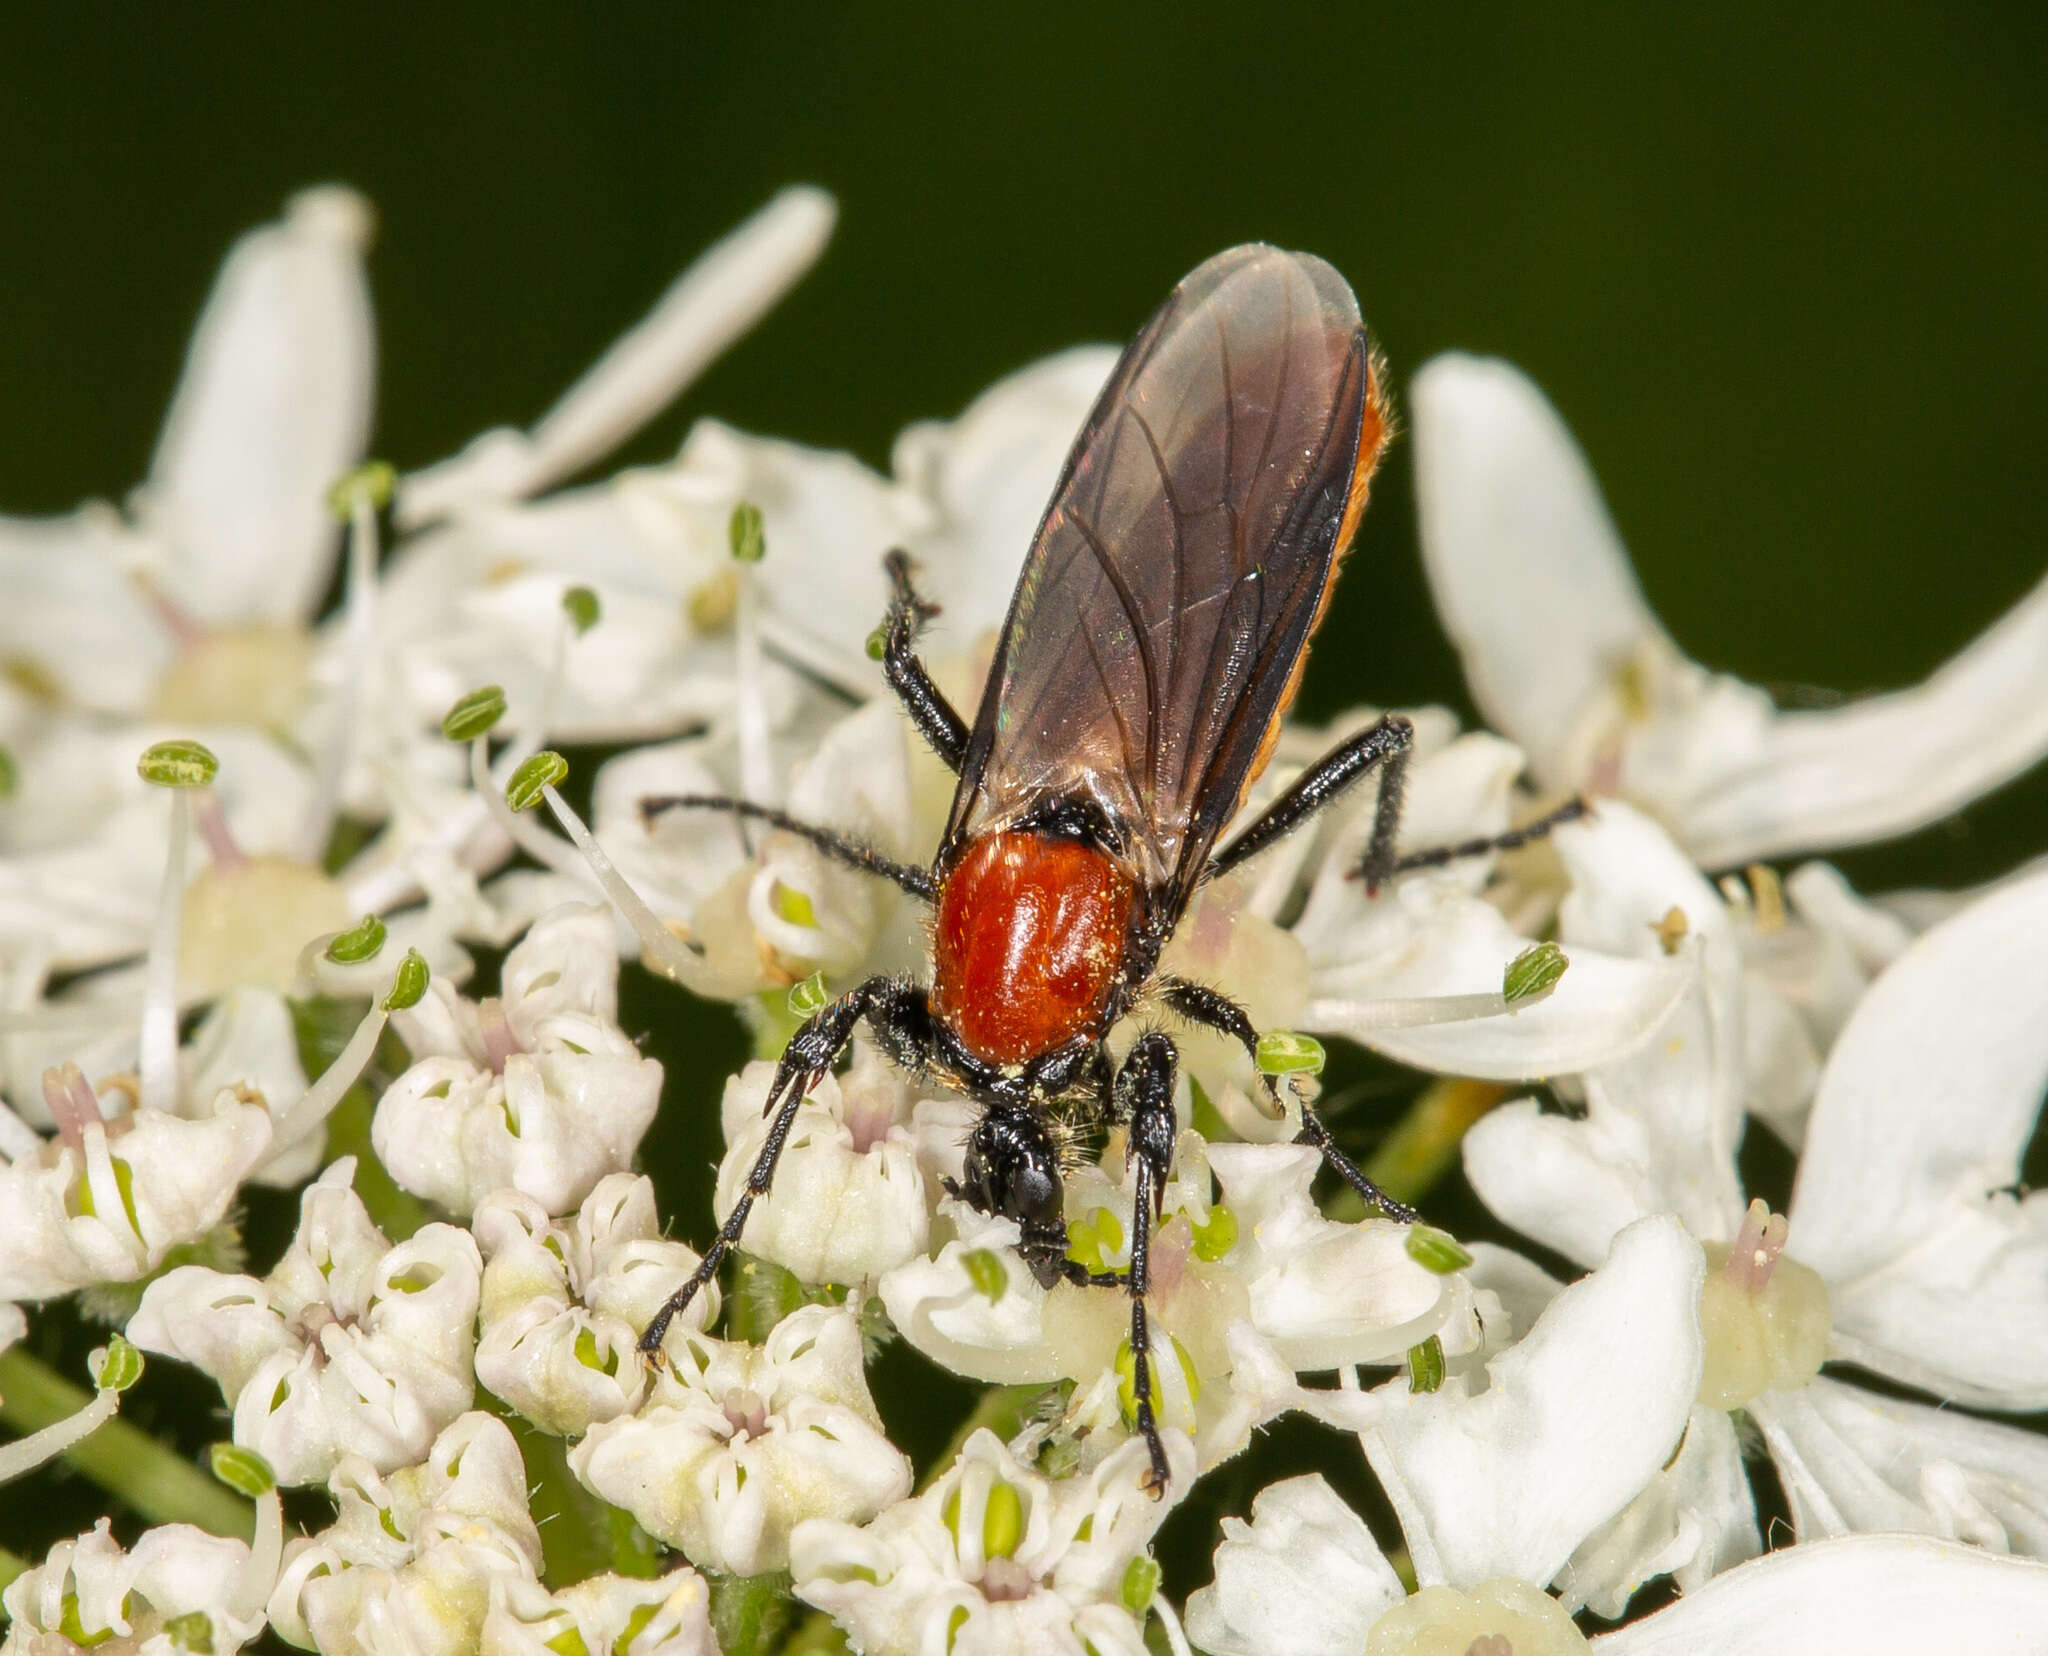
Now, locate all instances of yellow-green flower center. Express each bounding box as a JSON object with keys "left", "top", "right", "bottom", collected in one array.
[
  {"left": 1366, "top": 1579, "right": 1593, "bottom": 1655},
  {"left": 1696, "top": 1198, "right": 1830, "bottom": 1412}
]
